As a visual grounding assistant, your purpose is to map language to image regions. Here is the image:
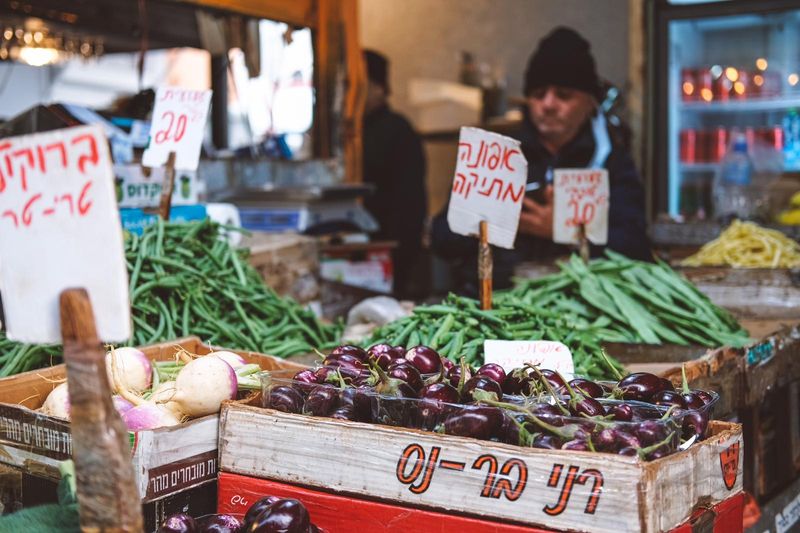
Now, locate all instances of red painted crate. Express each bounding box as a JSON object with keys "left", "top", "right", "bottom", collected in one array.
[{"left": 218, "top": 472, "right": 744, "bottom": 533}]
